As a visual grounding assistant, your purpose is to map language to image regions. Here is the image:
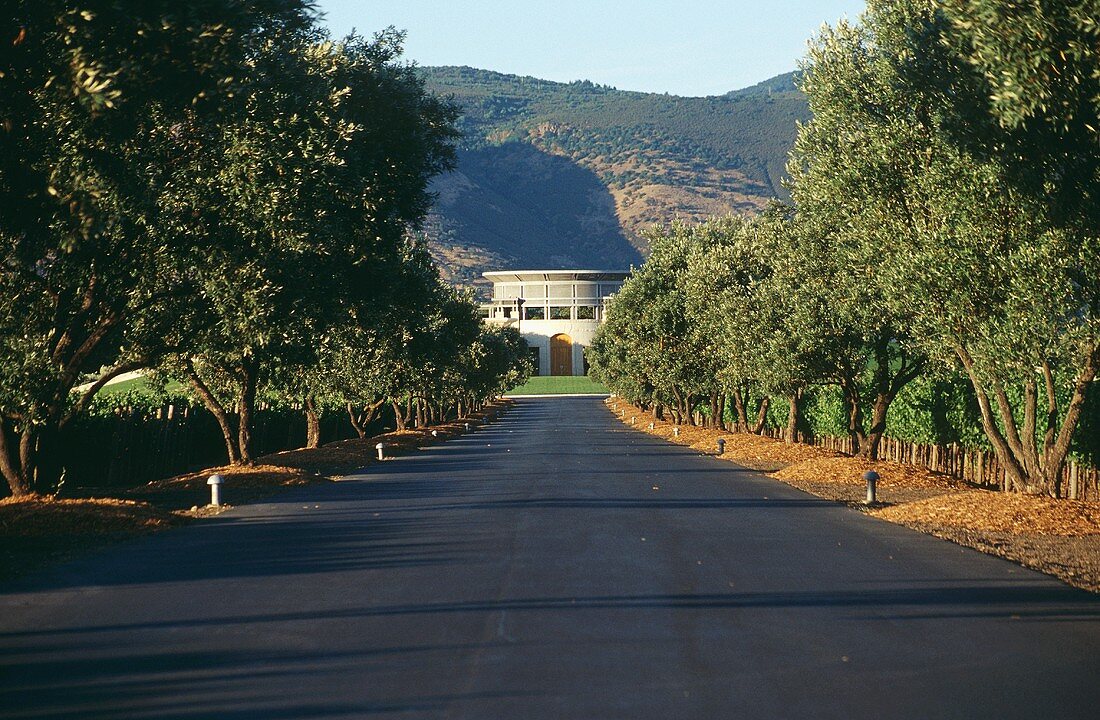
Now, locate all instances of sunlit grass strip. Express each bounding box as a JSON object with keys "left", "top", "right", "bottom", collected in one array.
[{"left": 505, "top": 375, "right": 609, "bottom": 396}]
